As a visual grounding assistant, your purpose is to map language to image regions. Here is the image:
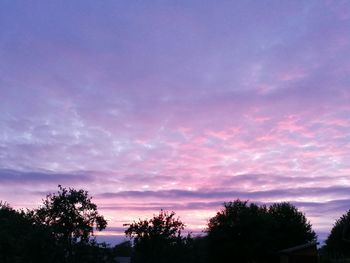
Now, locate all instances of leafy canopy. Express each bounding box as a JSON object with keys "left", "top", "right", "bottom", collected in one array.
[
  {"left": 0, "top": 201, "right": 58, "bottom": 263},
  {"left": 34, "top": 185, "right": 107, "bottom": 243},
  {"left": 125, "top": 210, "right": 190, "bottom": 263},
  {"left": 268, "top": 202, "right": 316, "bottom": 249},
  {"left": 207, "top": 200, "right": 316, "bottom": 263},
  {"left": 325, "top": 209, "right": 350, "bottom": 257}
]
